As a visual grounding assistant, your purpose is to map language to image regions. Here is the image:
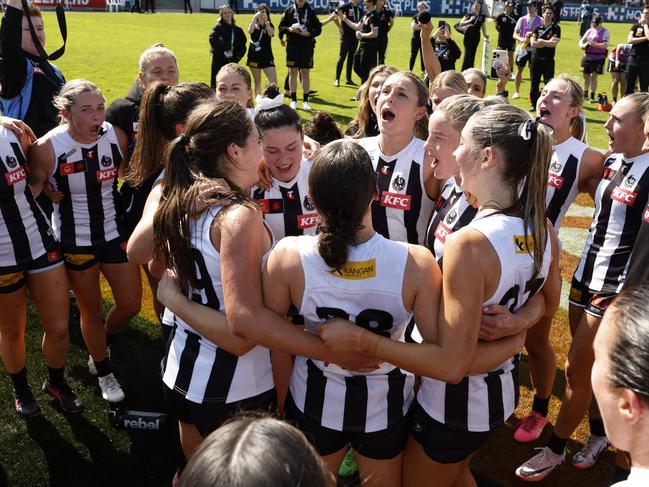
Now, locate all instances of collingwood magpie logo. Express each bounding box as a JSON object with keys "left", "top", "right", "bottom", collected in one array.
[
  {"left": 6, "top": 156, "right": 17, "bottom": 168},
  {"left": 446, "top": 209, "right": 458, "bottom": 225},
  {"left": 624, "top": 175, "right": 636, "bottom": 189},
  {"left": 100, "top": 155, "right": 112, "bottom": 168},
  {"left": 303, "top": 195, "right": 315, "bottom": 211},
  {"left": 392, "top": 175, "right": 406, "bottom": 191},
  {"left": 550, "top": 161, "right": 562, "bottom": 174}
]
